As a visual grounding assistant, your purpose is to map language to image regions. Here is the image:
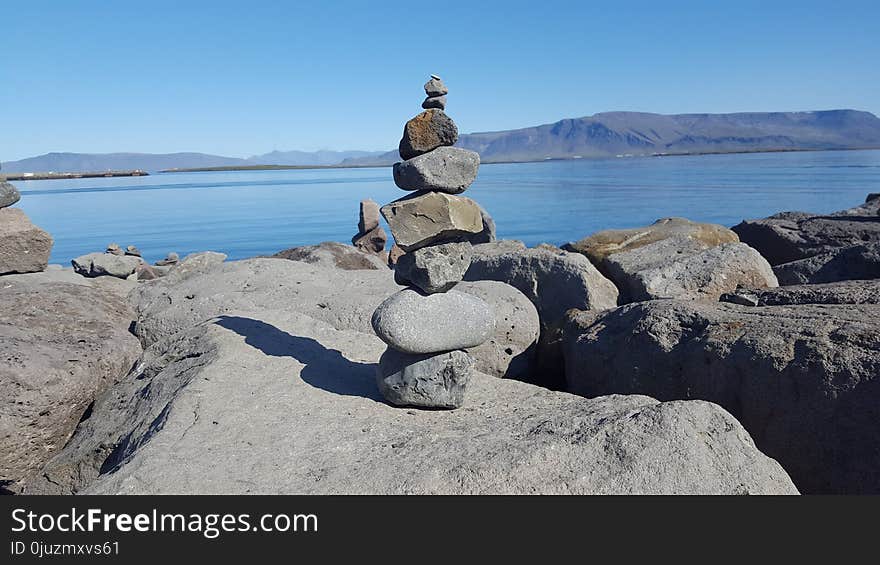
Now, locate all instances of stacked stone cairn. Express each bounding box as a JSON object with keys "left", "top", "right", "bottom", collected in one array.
[{"left": 371, "top": 76, "right": 493, "bottom": 409}]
